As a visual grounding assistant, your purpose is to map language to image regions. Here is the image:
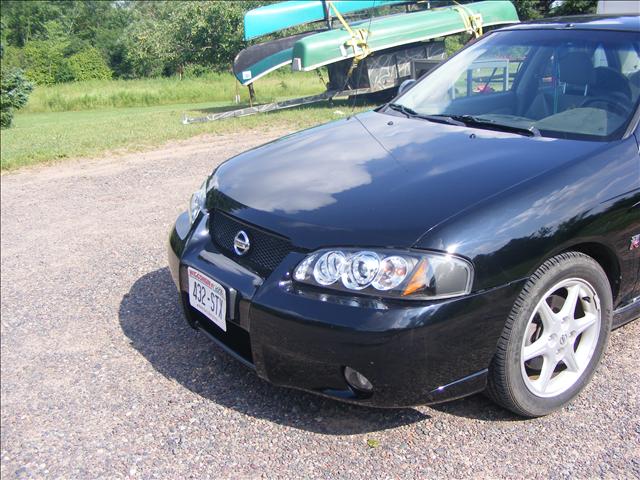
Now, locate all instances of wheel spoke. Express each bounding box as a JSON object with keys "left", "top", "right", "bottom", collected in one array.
[
  {"left": 523, "top": 337, "right": 548, "bottom": 361},
  {"left": 538, "top": 301, "right": 557, "bottom": 331},
  {"left": 562, "top": 348, "right": 580, "bottom": 372},
  {"left": 560, "top": 284, "right": 581, "bottom": 319},
  {"left": 573, "top": 312, "right": 597, "bottom": 336},
  {"left": 536, "top": 355, "right": 558, "bottom": 393}
]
